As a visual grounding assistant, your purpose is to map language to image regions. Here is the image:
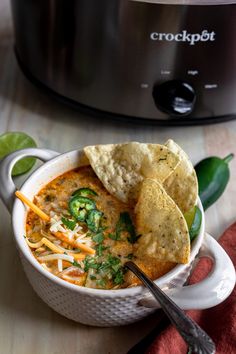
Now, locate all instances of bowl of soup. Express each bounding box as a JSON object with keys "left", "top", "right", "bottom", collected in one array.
[{"left": 0, "top": 142, "right": 234, "bottom": 326}]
